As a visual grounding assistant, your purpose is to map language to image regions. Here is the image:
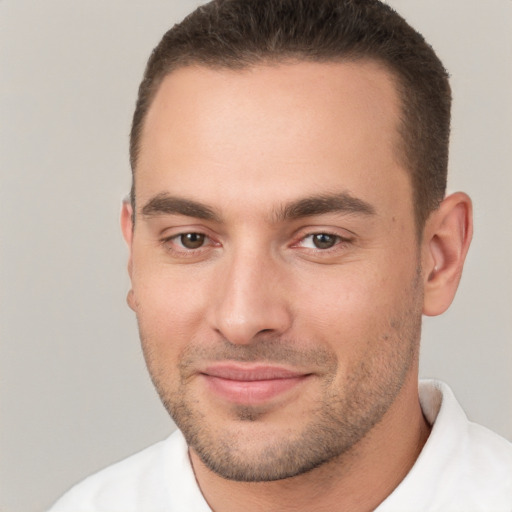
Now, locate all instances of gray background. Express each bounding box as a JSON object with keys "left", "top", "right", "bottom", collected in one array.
[{"left": 1, "top": 1, "right": 510, "bottom": 511}]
